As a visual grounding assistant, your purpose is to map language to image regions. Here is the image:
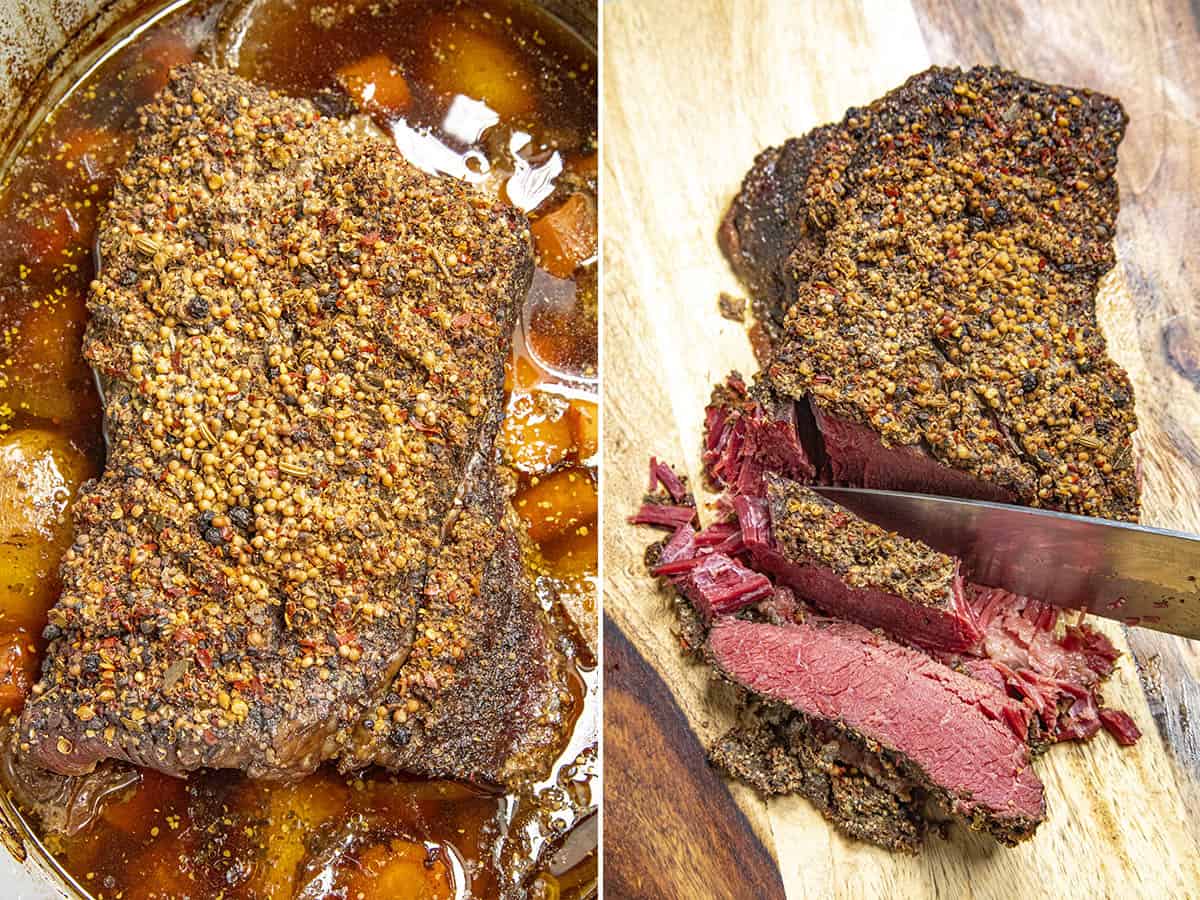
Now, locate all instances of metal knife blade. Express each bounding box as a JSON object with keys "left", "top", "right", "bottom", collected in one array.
[{"left": 807, "top": 486, "right": 1200, "bottom": 641}]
